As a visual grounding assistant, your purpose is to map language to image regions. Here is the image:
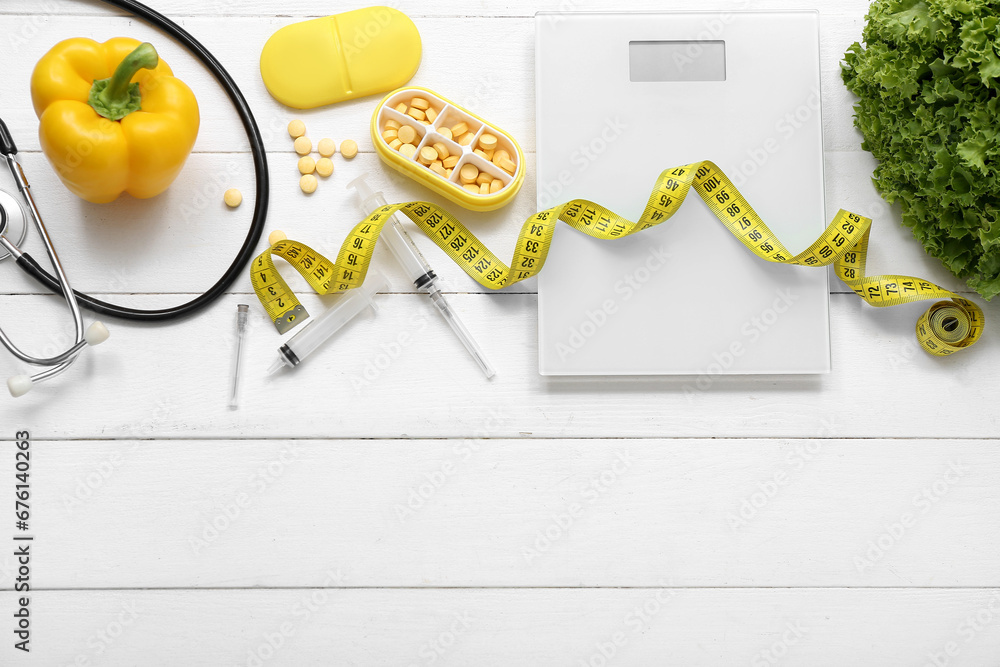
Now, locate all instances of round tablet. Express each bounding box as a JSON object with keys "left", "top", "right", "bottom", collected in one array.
[
  {"left": 479, "top": 133, "right": 498, "bottom": 151},
  {"left": 419, "top": 146, "right": 438, "bottom": 164},
  {"left": 460, "top": 163, "right": 479, "bottom": 184},
  {"left": 318, "top": 138, "right": 336, "bottom": 157},
  {"left": 298, "top": 156, "right": 316, "bottom": 175},
  {"left": 315, "top": 157, "right": 334, "bottom": 177},
  {"left": 340, "top": 139, "right": 359, "bottom": 159},
  {"left": 397, "top": 125, "right": 417, "bottom": 145},
  {"left": 399, "top": 143, "right": 418, "bottom": 159},
  {"left": 287, "top": 120, "right": 306, "bottom": 138},
  {"left": 268, "top": 230, "right": 287, "bottom": 245},
  {"left": 300, "top": 174, "right": 318, "bottom": 194},
  {"left": 293, "top": 136, "right": 312, "bottom": 155},
  {"left": 223, "top": 188, "right": 242, "bottom": 208}
]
